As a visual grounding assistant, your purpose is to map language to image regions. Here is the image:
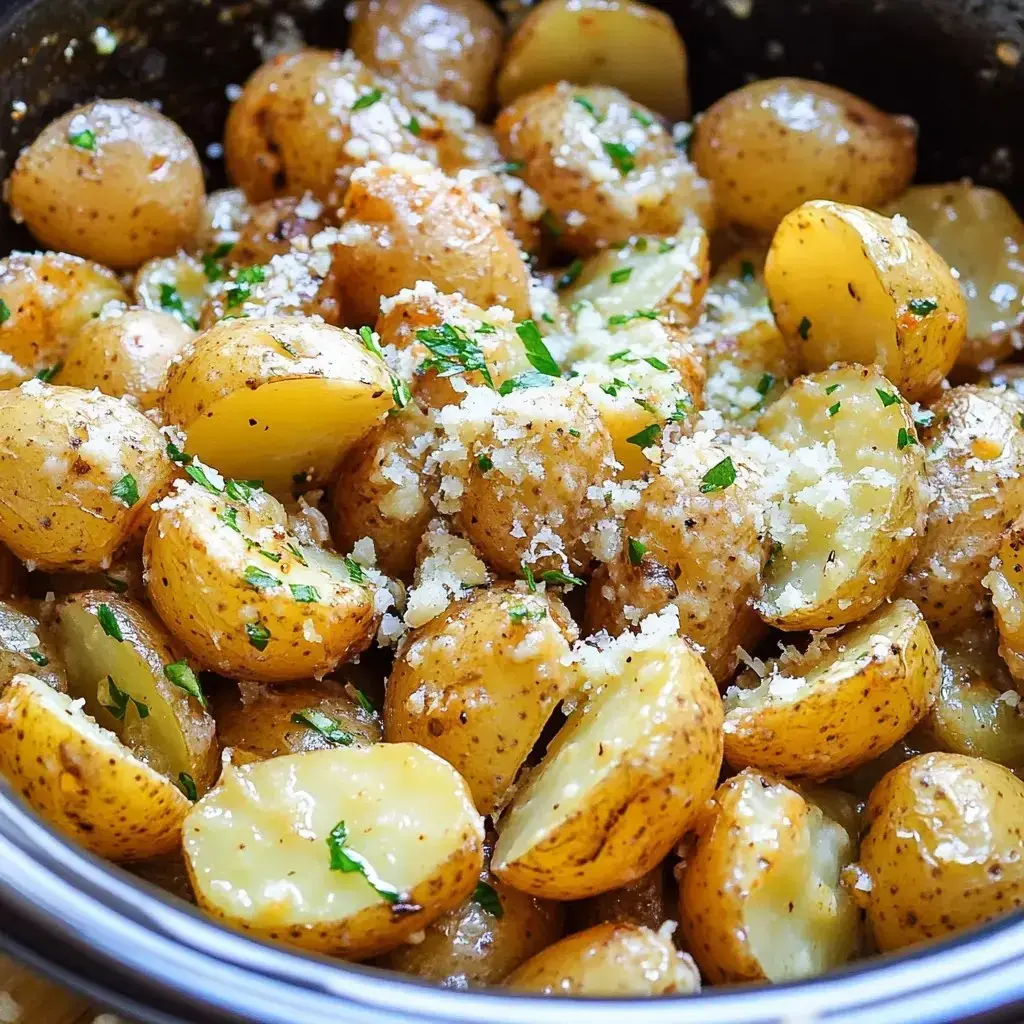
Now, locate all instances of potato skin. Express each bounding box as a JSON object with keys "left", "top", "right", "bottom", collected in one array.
[
  {"left": 227, "top": 195, "right": 331, "bottom": 267},
  {"left": 385, "top": 583, "right": 578, "bottom": 814},
  {"left": 0, "top": 673, "right": 189, "bottom": 861},
  {"left": 0, "top": 383, "right": 173, "bottom": 571},
  {"left": 7, "top": 100, "right": 204, "bottom": 268},
  {"left": 495, "top": 83, "right": 713, "bottom": 254},
  {"left": 854, "top": 753, "right": 1024, "bottom": 951},
  {"left": 332, "top": 156, "right": 531, "bottom": 323},
  {"left": 692, "top": 78, "right": 915, "bottom": 235},
  {"left": 984, "top": 514, "right": 1024, "bottom": 686}
]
